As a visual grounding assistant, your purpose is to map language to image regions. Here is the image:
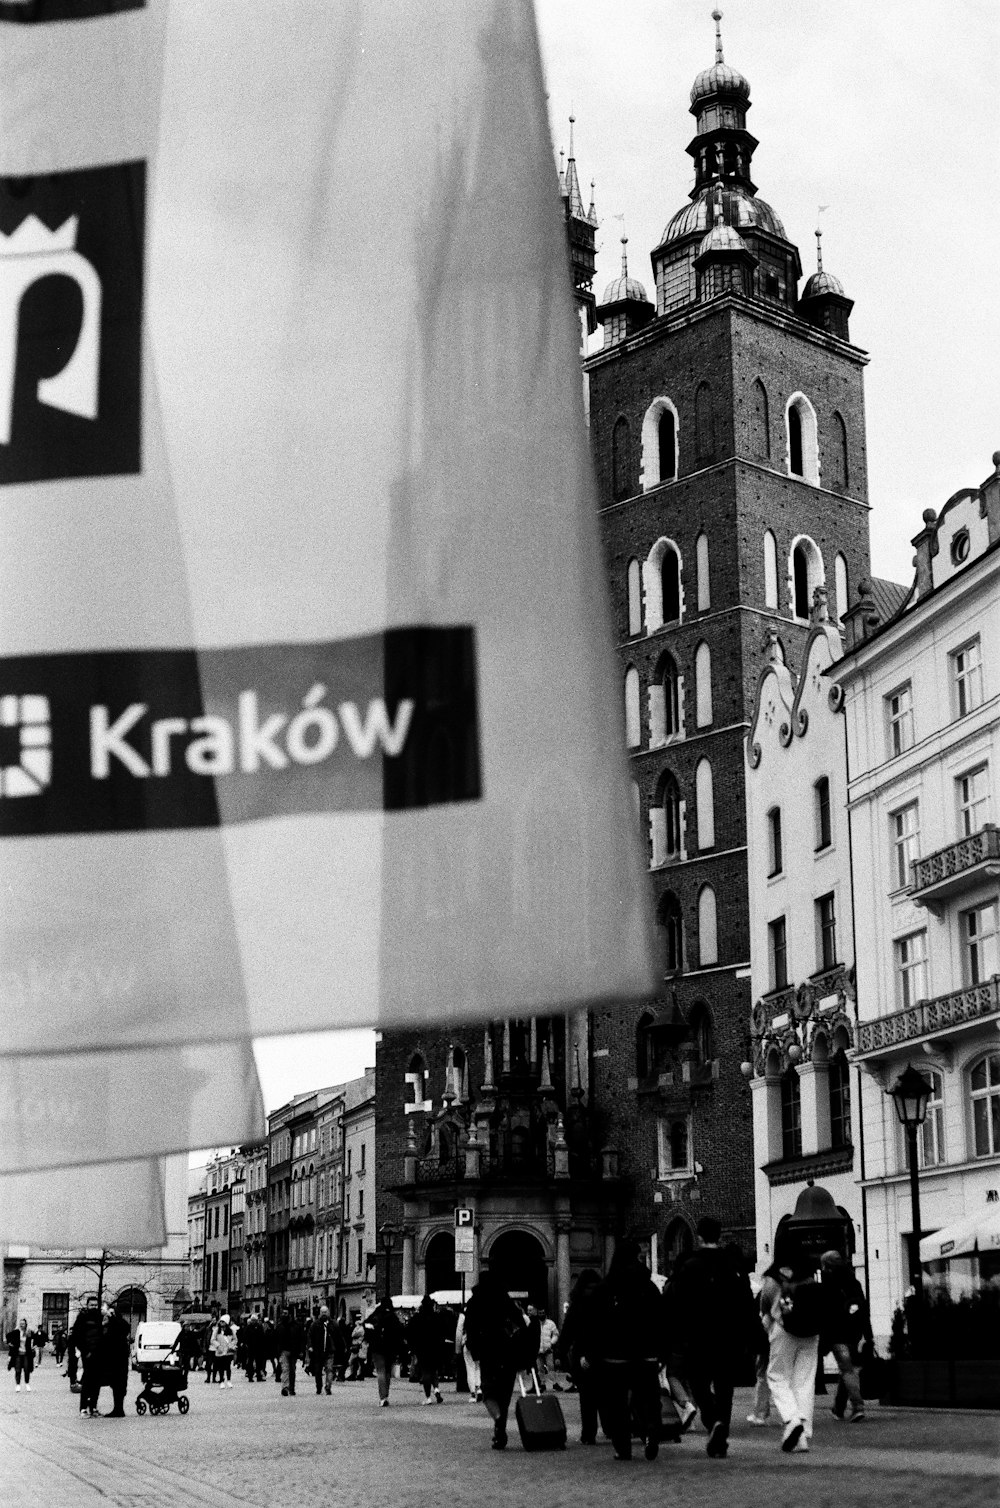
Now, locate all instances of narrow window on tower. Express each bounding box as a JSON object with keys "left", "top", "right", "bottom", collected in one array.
[
  {"left": 658, "top": 892, "right": 684, "bottom": 974},
  {"left": 625, "top": 666, "right": 641, "bottom": 749},
  {"left": 695, "top": 382, "right": 714, "bottom": 462},
  {"left": 627, "top": 558, "right": 642, "bottom": 636},
  {"left": 767, "top": 806, "right": 783, "bottom": 876},
  {"left": 763, "top": 530, "right": 778, "bottom": 608},
  {"left": 696, "top": 532, "right": 710, "bottom": 611},
  {"left": 788, "top": 403, "right": 803, "bottom": 476},
  {"left": 695, "top": 641, "right": 713, "bottom": 727},
  {"left": 834, "top": 553, "right": 849, "bottom": 624},
  {"left": 612, "top": 416, "right": 630, "bottom": 501},
  {"left": 659, "top": 408, "right": 677, "bottom": 481},
  {"left": 815, "top": 776, "right": 832, "bottom": 850},
  {"left": 695, "top": 757, "right": 715, "bottom": 849},
  {"left": 662, "top": 547, "right": 681, "bottom": 622},
  {"left": 698, "top": 885, "right": 718, "bottom": 966}
]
